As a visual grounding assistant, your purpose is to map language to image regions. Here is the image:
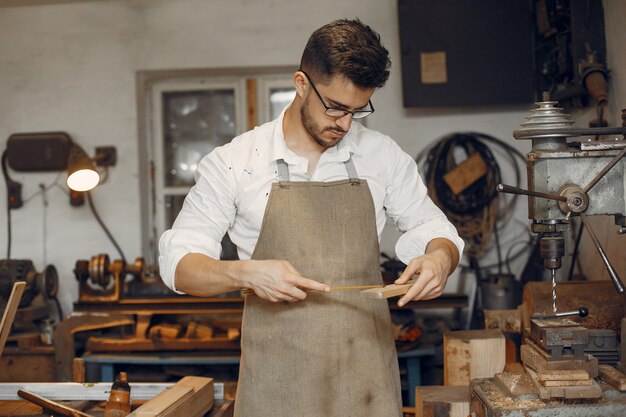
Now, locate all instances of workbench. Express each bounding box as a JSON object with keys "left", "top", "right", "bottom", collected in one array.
[{"left": 82, "top": 353, "right": 240, "bottom": 382}]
